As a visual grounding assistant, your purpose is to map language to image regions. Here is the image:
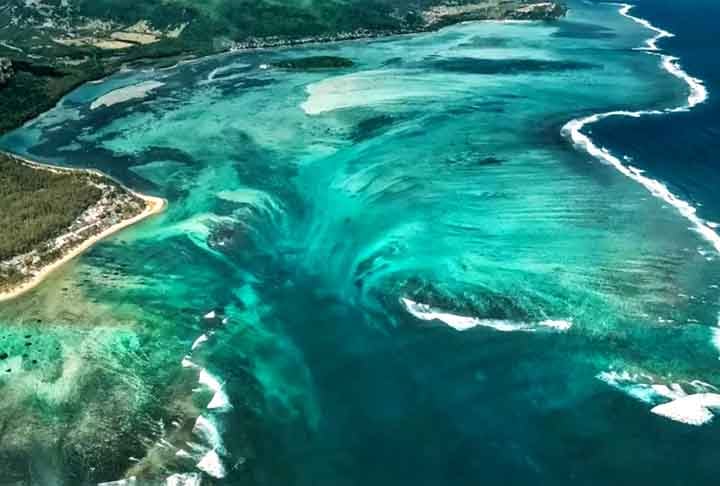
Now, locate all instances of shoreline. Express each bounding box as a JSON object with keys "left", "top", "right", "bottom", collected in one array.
[
  {"left": 0, "top": 154, "right": 166, "bottom": 302},
  {"left": 0, "top": 2, "right": 567, "bottom": 137},
  {"left": 0, "top": 5, "right": 566, "bottom": 303}
]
